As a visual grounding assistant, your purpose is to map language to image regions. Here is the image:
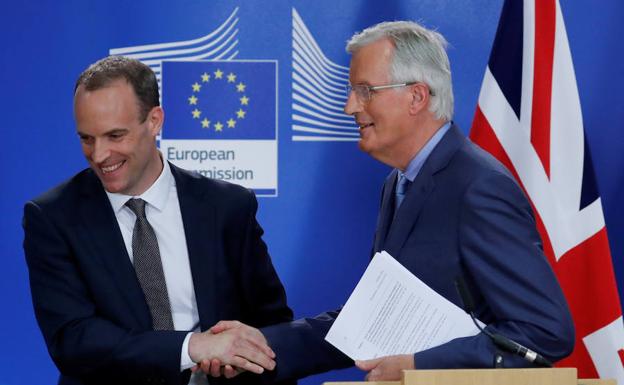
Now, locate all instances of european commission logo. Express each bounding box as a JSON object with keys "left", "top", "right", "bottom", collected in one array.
[
  {"left": 291, "top": 8, "right": 359, "bottom": 141},
  {"left": 108, "top": 8, "right": 278, "bottom": 197}
]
